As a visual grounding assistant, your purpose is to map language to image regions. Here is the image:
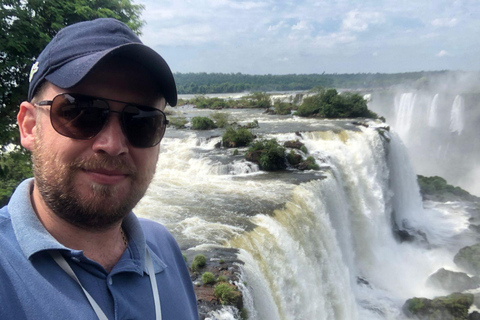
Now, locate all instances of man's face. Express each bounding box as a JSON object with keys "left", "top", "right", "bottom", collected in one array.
[{"left": 31, "top": 57, "right": 165, "bottom": 230}]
